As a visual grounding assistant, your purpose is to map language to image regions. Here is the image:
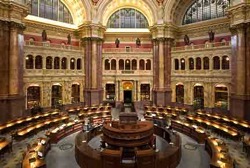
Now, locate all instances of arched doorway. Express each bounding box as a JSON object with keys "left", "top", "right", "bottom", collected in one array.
[
  {"left": 176, "top": 83, "right": 184, "bottom": 104},
  {"left": 27, "top": 85, "right": 41, "bottom": 109},
  {"left": 215, "top": 84, "right": 228, "bottom": 110},
  {"left": 51, "top": 83, "right": 62, "bottom": 107},
  {"left": 123, "top": 81, "right": 133, "bottom": 103},
  {"left": 193, "top": 84, "right": 204, "bottom": 110},
  {"left": 71, "top": 83, "right": 80, "bottom": 103}
]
